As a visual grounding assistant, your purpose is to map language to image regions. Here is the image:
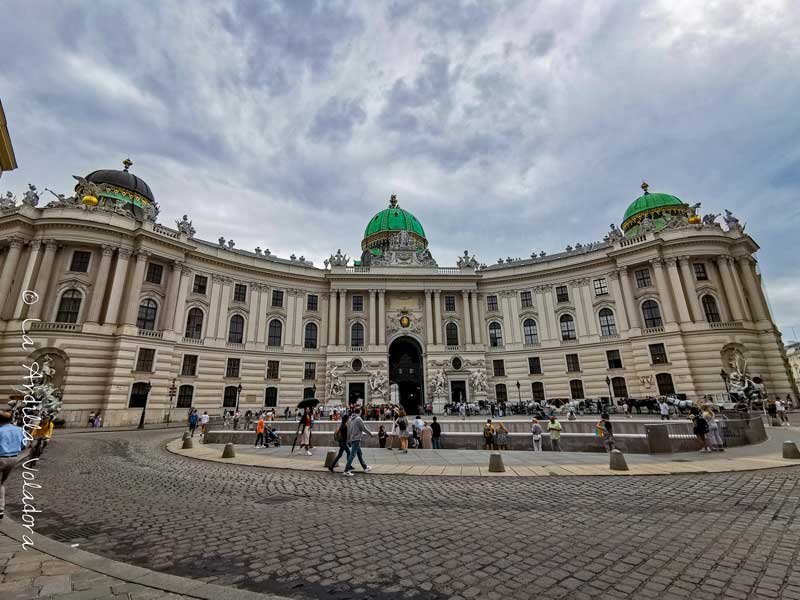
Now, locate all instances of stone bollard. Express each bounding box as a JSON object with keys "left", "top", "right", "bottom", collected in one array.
[
  {"left": 488, "top": 453, "right": 505, "bottom": 473},
  {"left": 324, "top": 451, "right": 337, "bottom": 468},
  {"left": 182, "top": 431, "right": 191, "bottom": 440},
  {"left": 221, "top": 443, "right": 236, "bottom": 458},
  {"left": 782, "top": 441, "right": 800, "bottom": 459},
  {"left": 181, "top": 436, "right": 193, "bottom": 450},
  {"left": 609, "top": 449, "right": 629, "bottom": 471}
]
